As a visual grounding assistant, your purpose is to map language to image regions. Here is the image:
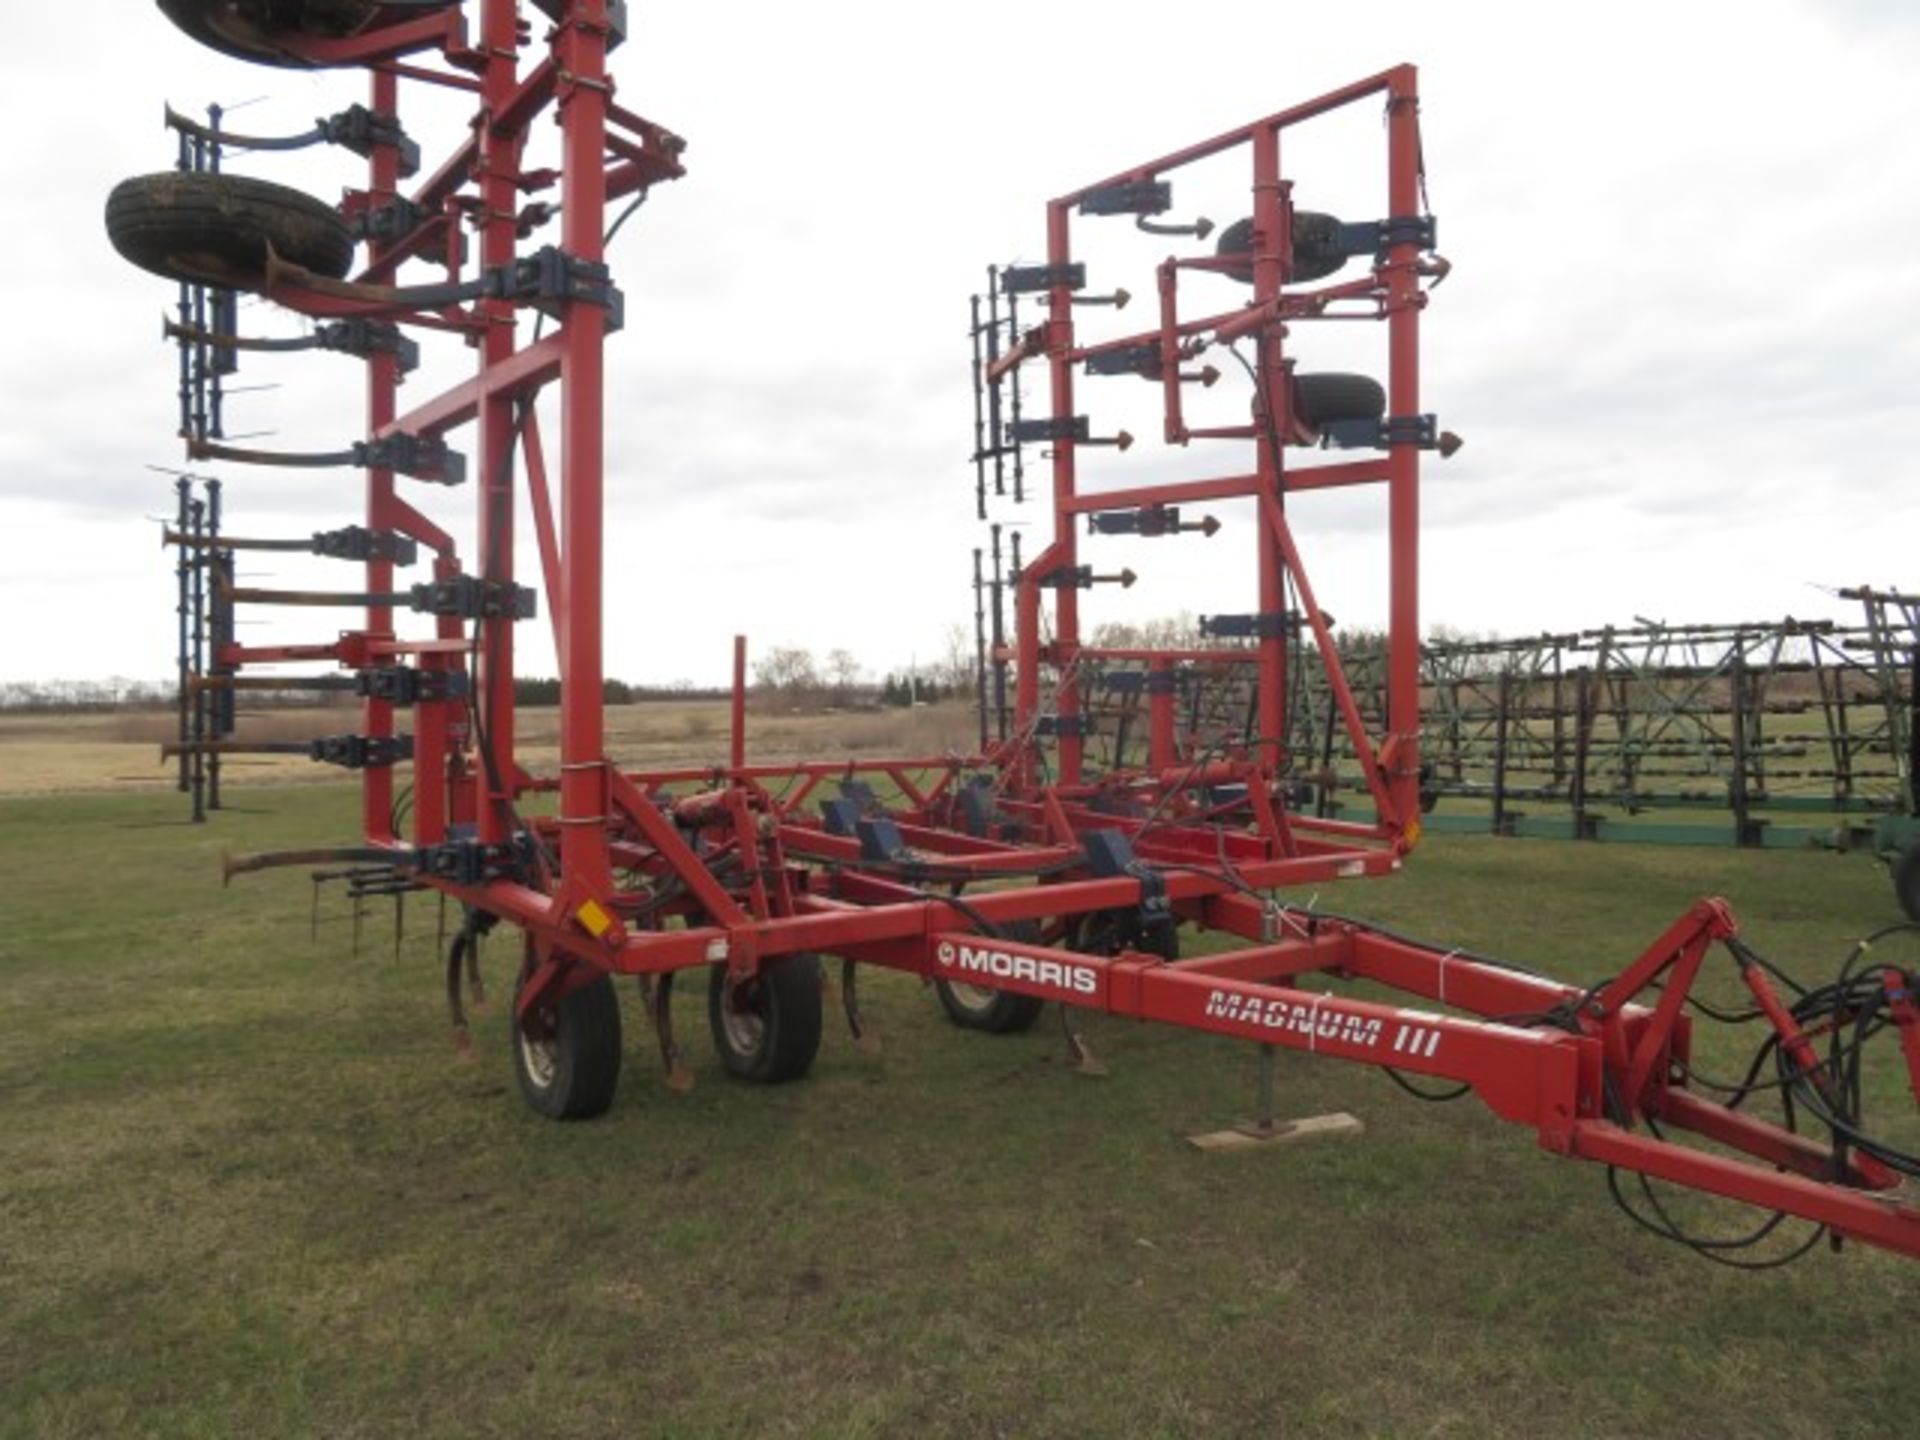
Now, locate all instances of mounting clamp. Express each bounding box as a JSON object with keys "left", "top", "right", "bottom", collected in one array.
[
  {"left": 1007, "top": 415, "right": 1090, "bottom": 445},
  {"left": 1036, "top": 714, "right": 1096, "bottom": 738},
  {"left": 820, "top": 798, "right": 863, "bottom": 837},
  {"left": 1000, "top": 263, "right": 1085, "bottom": 295},
  {"left": 484, "top": 246, "right": 625, "bottom": 331},
  {"left": 1200, "top": 612, "right": 1299, "bottom": 640},
  {"left": 355, "top": 667, "right": 470, "bottom": 706},
  {"left": 352, "top": 433, "right": 466, "bottom": 485},
  {"left": 855, "top": 815, "right": 923, "bottom": 877},
  {"left": 1084, "top": 342, "right": 1163, "bottom": 379},
  {"left": 413, "top": 832, "right": 540, "bottom": 887},
  {"left": 352, "top": 194, "right": 429, "bottom": 246},
  {"left": 1078, "top": 181, "right": 1172, "bottom": 217},
  {"left": 1088, "top": 505, "right": 1214, "bottom": 538},
  {"left": 1034, "top": 564, "right": 1092, "bottom": 589},
  {"left": 311, "top": 524, "right": 418, "bottom": 566},
  {"left": 315, "top": 320, "right": 421, "bottom": 375},
  {"left": 1338, "top": 213, "right": 1438, "bottom": 260},
  {"left": 1317, "top": 413, "right": 1438, "bottom": 451},
  {"left": 1081, "top": 829, "right": 1173, "bottom": 931},
  {"left": 957, "top": 775, "right": 1017, "bottom": 840},
  {"left": 309, "top": 733, "right": 414, "bottom": 769},
  {"left": 321, "top": 104, "right": 422, "bottom": 176},
  {"left": 409, "top": 575, "right": 538, "bottom": 621}
]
